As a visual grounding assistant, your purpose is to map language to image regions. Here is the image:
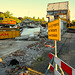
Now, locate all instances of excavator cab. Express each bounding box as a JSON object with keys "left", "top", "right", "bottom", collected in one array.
[
  {"left": 66, "top": 23, "right": 75, "bottom": 29},
  {"left": 66, "top": 23, "right": 69, "bottom": 27},
  {"left": 66, "top": 23, "right": 75, "bottom": 32}
]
